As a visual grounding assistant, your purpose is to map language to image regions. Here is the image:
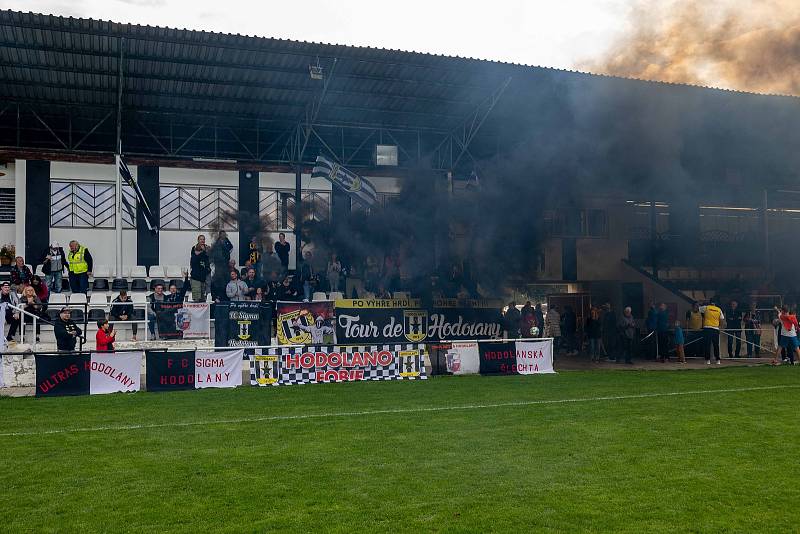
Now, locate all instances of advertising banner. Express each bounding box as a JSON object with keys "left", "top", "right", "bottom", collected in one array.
[
  {"left": 276, "top": 300, "right": 336, "bottom": 345},
  {"left": 145, "top": 349, "right": 244, "bottom": 391},
  {"left": 334, "top": 298, "right": 503, "bottom": 344},
  {"left": 250, "top": 344, "right": 427, "bottom": 386},
  {"left": 479, "top": 339, "right": 555, "bottom": 375},
  {"left": 227, "top": 301, "right": 270, "bottom": 348}
]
